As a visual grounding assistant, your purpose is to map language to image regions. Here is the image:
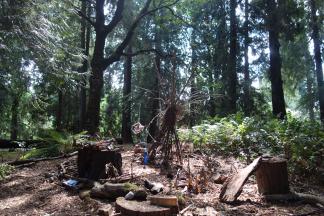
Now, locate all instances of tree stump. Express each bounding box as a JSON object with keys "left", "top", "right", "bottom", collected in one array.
[
  {"left": 77, "top": 147, "right": 122, "bottom": 180},
  {"left": 255, "top": 157, "right": 289, "bottom": 195},
  {"left": 115, "top": 197, "right": 171, "bottom": 216}
]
